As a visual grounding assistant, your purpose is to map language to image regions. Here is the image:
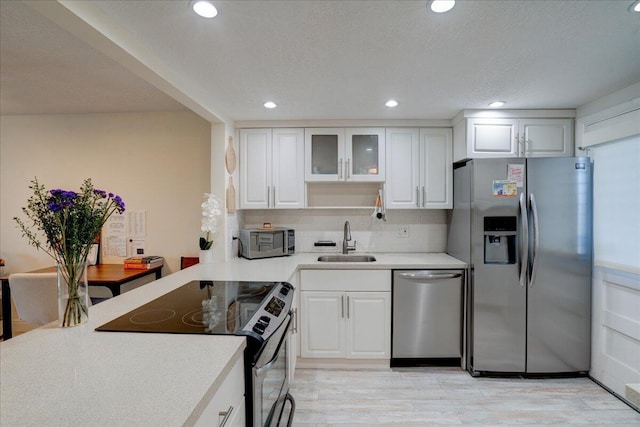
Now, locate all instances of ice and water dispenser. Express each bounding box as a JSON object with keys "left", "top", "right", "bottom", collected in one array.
[{"left": 484, "top": 216, "right": 517, "bottom": 264}]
